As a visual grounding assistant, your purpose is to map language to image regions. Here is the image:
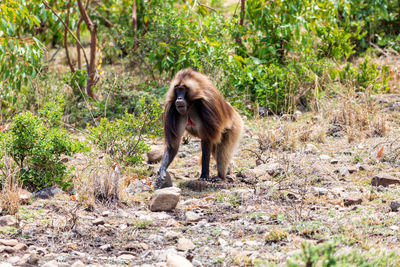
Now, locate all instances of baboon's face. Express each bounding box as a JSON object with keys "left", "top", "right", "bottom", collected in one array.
[{"left": 175, "top": 85, "right": 189, "bottom": 115}]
